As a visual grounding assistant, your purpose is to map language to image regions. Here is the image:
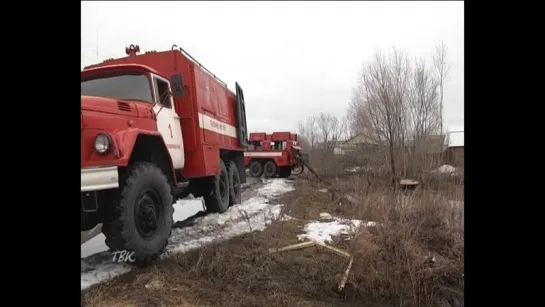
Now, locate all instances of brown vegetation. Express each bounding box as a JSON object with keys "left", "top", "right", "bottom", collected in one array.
[
  {"left": 298, "top": 43, "right": 453, "bottom": 181},
  {"left": 82, "top": 172, "right": 463, "bottom": 307}
]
